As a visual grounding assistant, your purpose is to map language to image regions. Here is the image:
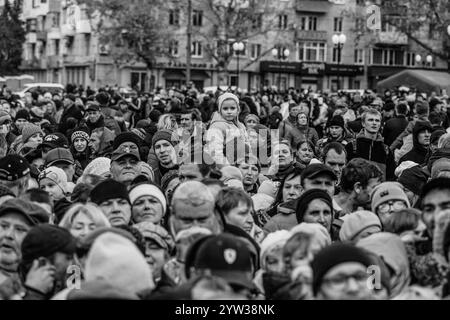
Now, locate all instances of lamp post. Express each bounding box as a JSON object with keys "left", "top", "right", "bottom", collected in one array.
[
  {"left": 415, "top": 54, "right": 433, "bottom": 68},
  {"left": 271, "top": 47, "right": 290, "bottom": 92},
  {"left": 332, "top": 33, "right": 346, "bottom": 91},
  {"left": 232, "top": 41, "right": 245, "bottom": 89}
]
